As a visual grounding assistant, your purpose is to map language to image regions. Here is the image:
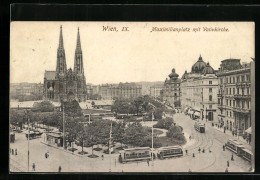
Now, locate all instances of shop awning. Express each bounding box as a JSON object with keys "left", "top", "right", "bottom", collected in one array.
[
  {"left": 194, "top": 112, "right": 200, "bottom": 117},
  {"left": 245, "top": 127, "right": 252, "bottom": 134}
]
